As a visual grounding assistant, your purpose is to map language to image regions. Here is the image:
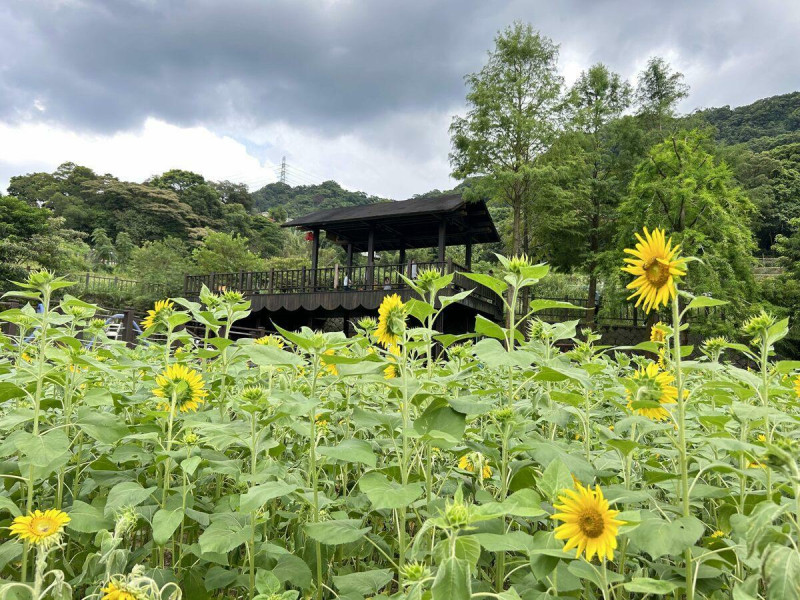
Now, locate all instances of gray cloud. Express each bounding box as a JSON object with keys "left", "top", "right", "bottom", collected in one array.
[{"left": 1, "top": 0, "right": 799, "bottom": 196}]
